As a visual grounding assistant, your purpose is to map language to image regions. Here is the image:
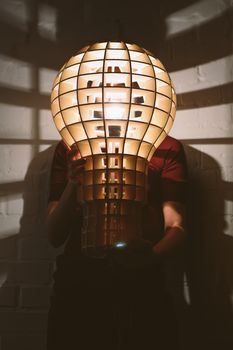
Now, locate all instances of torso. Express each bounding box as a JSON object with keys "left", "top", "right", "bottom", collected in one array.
[{"left": 50, "top": 136, "right": 187, "bottom": 256}]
